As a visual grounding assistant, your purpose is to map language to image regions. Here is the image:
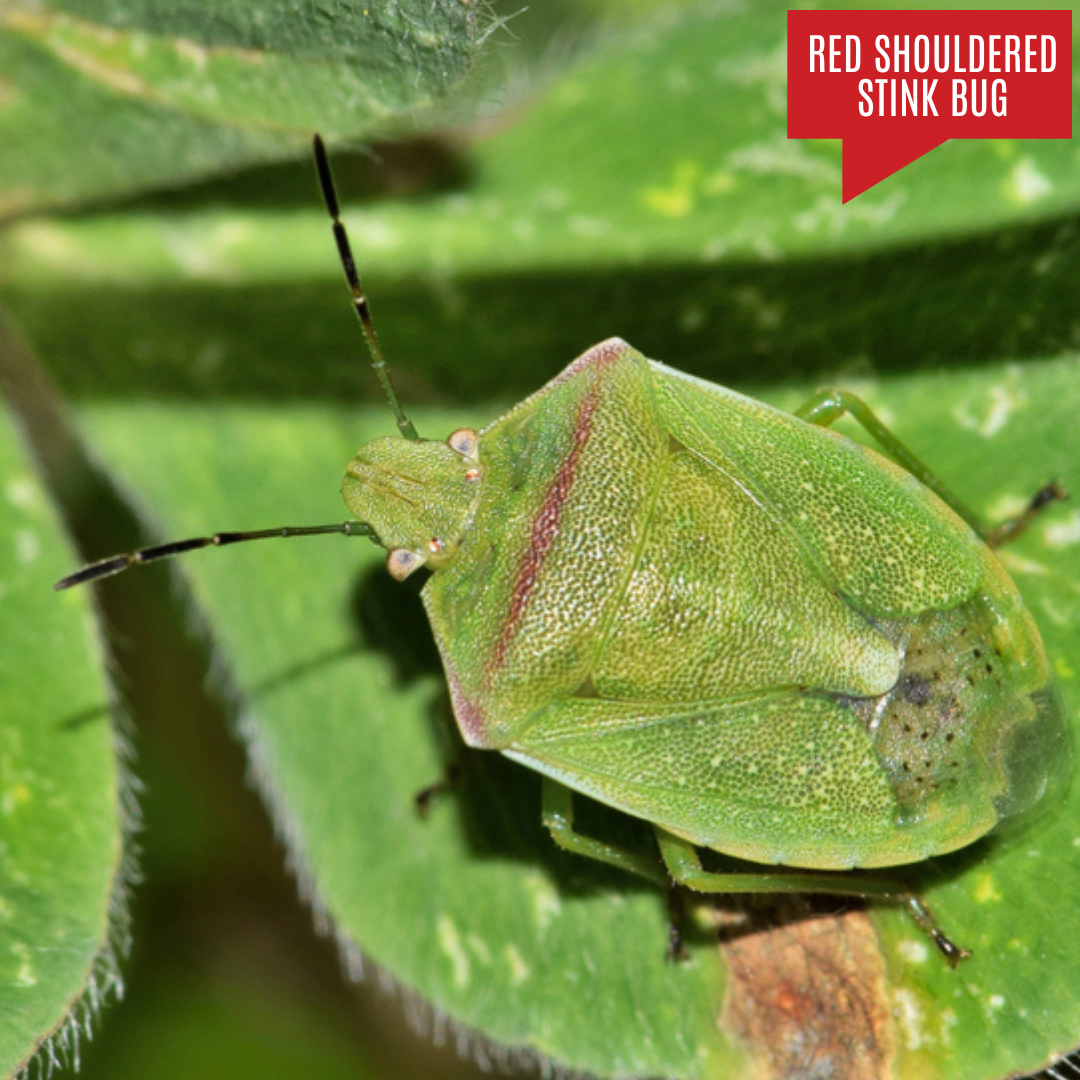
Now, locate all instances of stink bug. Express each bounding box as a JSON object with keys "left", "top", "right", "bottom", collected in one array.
[{"left": 57, "top": 136, "right": 1072, "bottom": 964}]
